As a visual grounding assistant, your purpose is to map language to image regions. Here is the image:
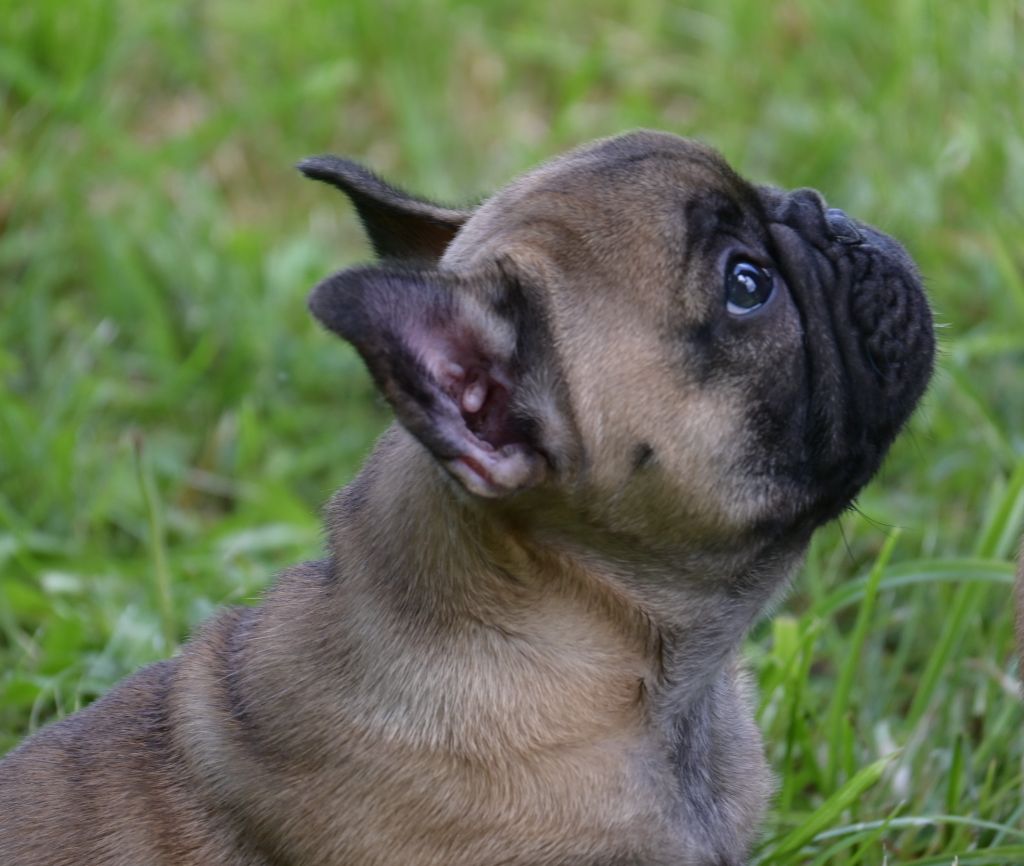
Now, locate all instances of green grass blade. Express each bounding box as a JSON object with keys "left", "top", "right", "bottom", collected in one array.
[
  {"left": 824, "top": 529, "right": 899, "bottom": 790},
  {"left": 758, "top": 752, "right": 896, "bottom": 862}
]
